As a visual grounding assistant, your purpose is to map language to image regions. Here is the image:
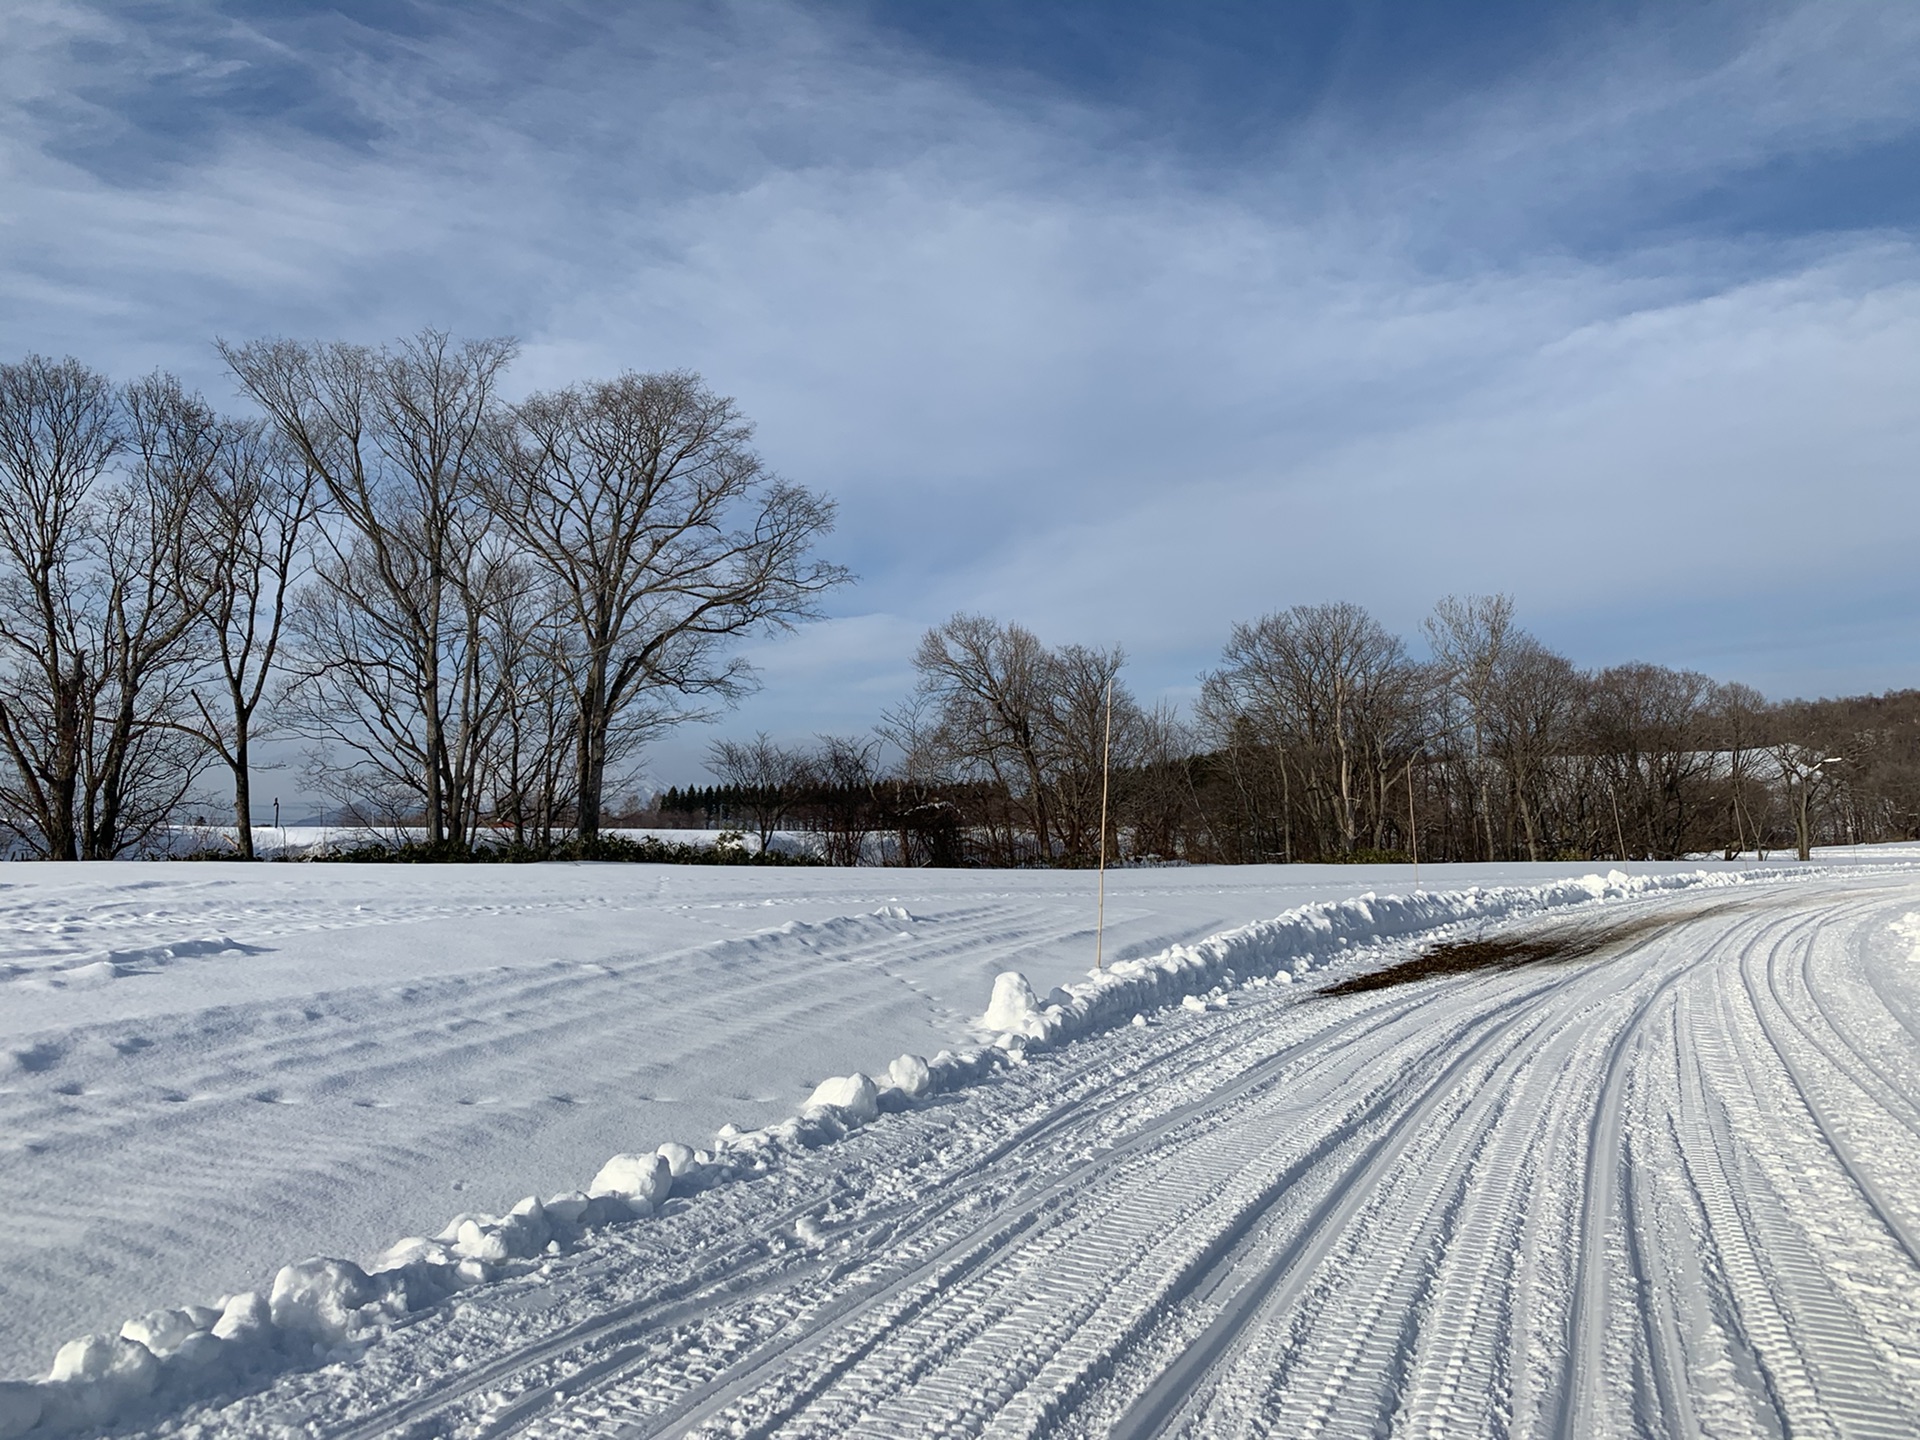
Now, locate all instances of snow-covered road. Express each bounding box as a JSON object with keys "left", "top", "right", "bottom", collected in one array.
[
  {"left": 0, "top": 858, "right": 1747, "bottom": 1385},
  {"left": 89, "top": 867, "right": 1920, "bottom": 1438}
]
